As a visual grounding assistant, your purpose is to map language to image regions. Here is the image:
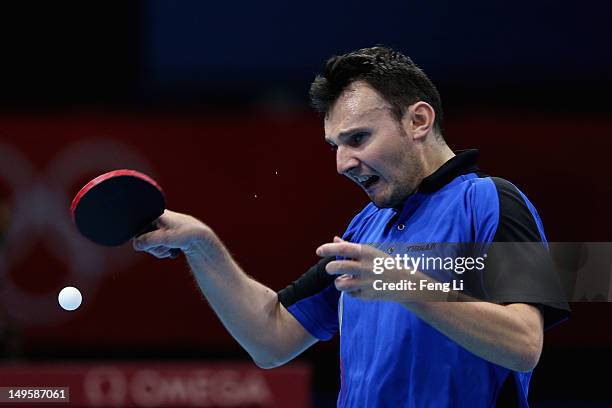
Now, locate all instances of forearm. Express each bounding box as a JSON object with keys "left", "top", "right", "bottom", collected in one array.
[
  {"left": 133, "top": 211, "right": 315, "bottom": 367},
  {"left": 404, "top": 300, "right": 543, "bottom": 372},
  {"left": 317, "top": 238, "right": 545, "bottom": 372},
  {"left": 185, "top": 237, "right": 309, "bottom": 367}
]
